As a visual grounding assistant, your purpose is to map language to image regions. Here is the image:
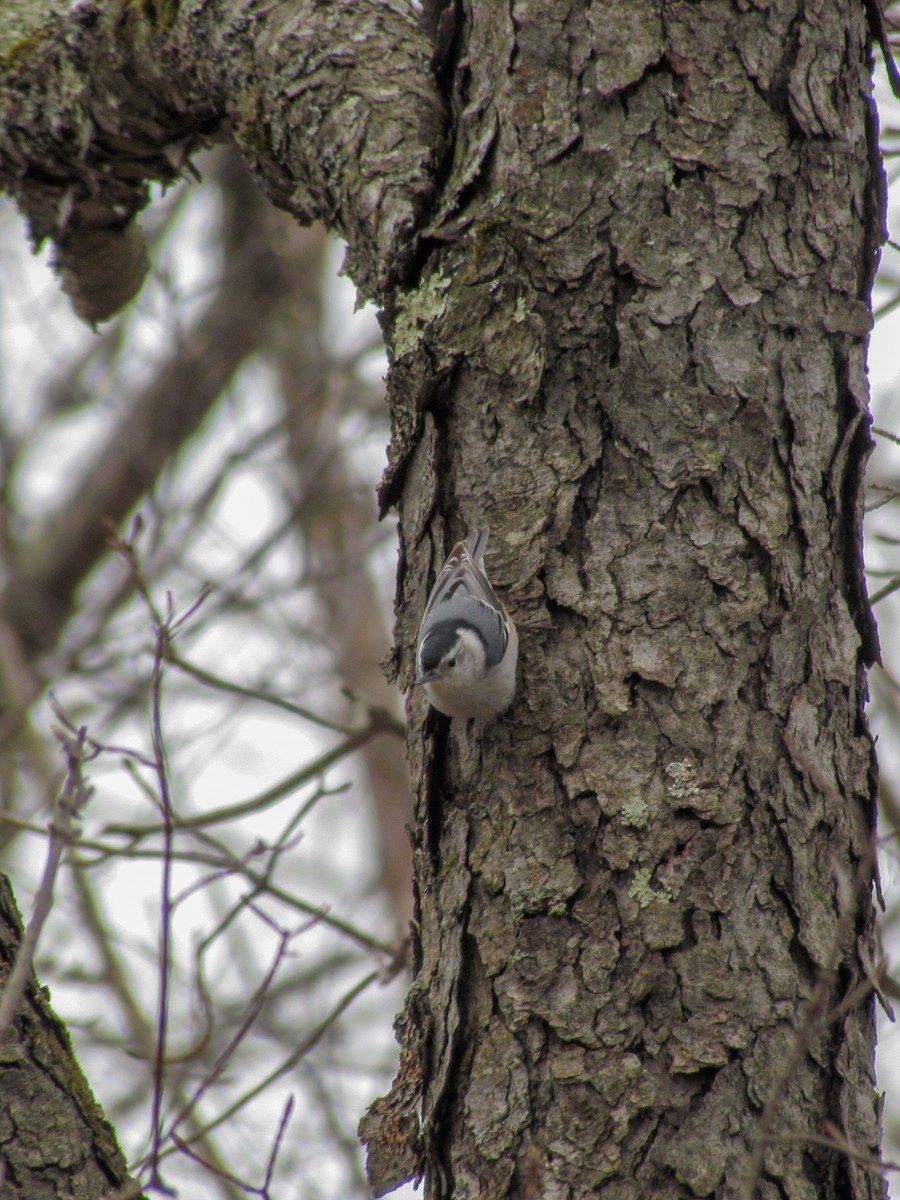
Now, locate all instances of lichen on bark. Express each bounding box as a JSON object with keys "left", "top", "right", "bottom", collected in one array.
[{"left": 0, "top": 0, "right": 444, "bottom": 320}]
